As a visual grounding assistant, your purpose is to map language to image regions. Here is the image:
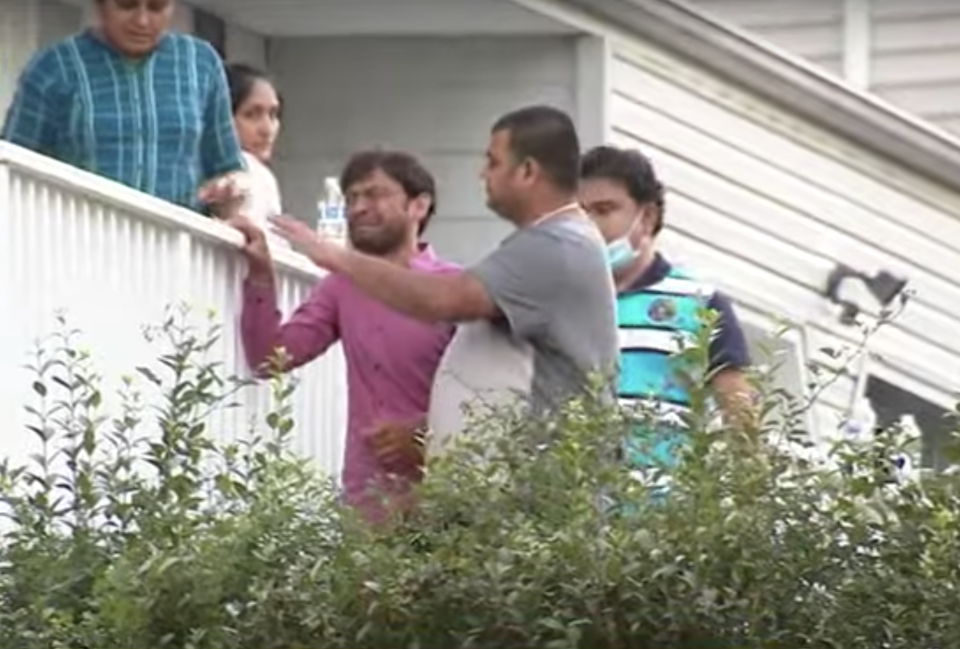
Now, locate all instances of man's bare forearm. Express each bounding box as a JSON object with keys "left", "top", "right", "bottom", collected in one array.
[{"left": 334, "top": 250, "right": 457, "bottom": 322}]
